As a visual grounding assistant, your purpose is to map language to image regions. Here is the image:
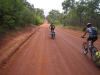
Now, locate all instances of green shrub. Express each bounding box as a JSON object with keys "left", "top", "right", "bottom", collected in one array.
[
  {"left": 54, "top": 20, "right": 59, "bottom": 25},
  {"left": 82, "top": 26, "right": 86, "bottom": 31},
  {"left": 35, "top": 16, "right": 44, "bottom": 25}
]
